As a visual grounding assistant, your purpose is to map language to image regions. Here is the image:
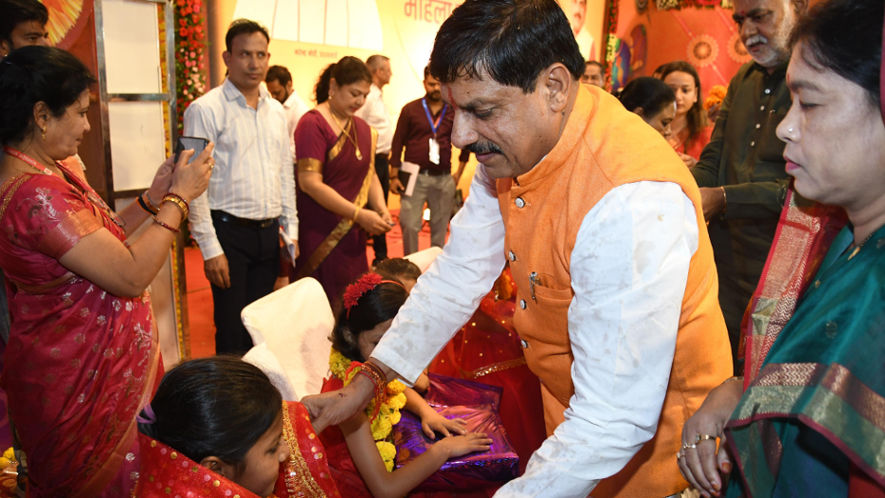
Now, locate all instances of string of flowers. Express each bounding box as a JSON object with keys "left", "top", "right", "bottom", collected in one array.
[
  {"left": 603, "top": 0, "right": 619, "bottom": 78},
  {"left": 174, "top": 0, "right": 207, "bottom": 134},
  {"left": 655, "top": 0, "right": 733, "bottom": 9},
  {"left": 330, "top": 348, "right": 407, "bottom": 472}
]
